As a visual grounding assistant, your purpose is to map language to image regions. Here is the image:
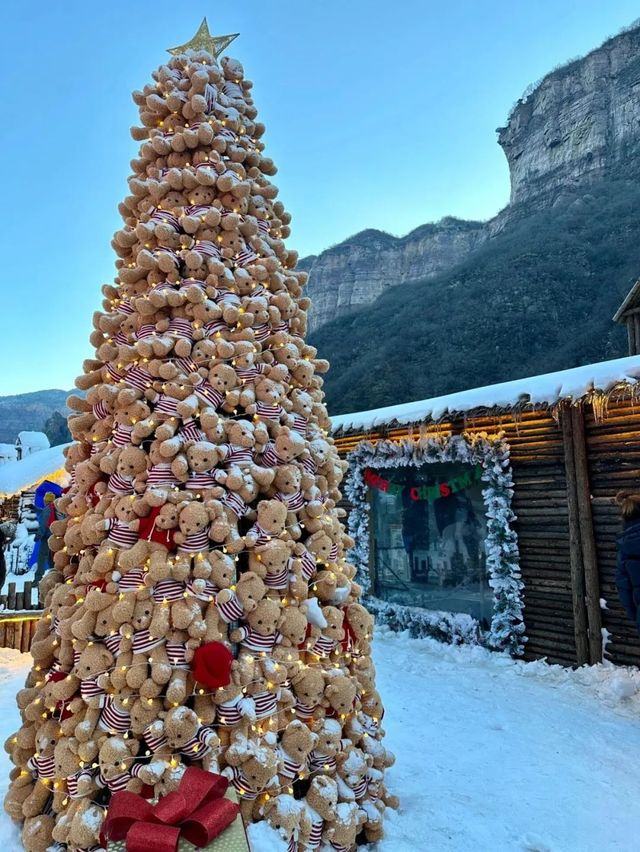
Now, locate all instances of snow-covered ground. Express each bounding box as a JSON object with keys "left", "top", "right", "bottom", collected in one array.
[{"left": 3, "top": 630, "right": 640, "bottom": 850}]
